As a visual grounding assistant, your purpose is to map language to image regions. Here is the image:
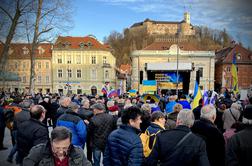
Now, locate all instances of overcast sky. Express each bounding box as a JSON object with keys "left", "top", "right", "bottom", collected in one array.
[{"left": 66, "top": 0, "right": 252, "bottom": 48}]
